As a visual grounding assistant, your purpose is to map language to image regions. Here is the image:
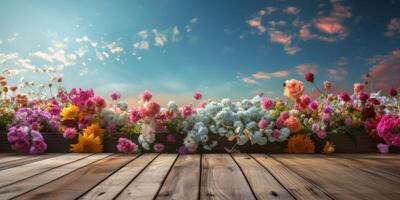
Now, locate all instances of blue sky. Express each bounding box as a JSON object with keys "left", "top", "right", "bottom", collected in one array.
[{"left": 1, "top": 0, "right": 400, "bottom": 105}]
